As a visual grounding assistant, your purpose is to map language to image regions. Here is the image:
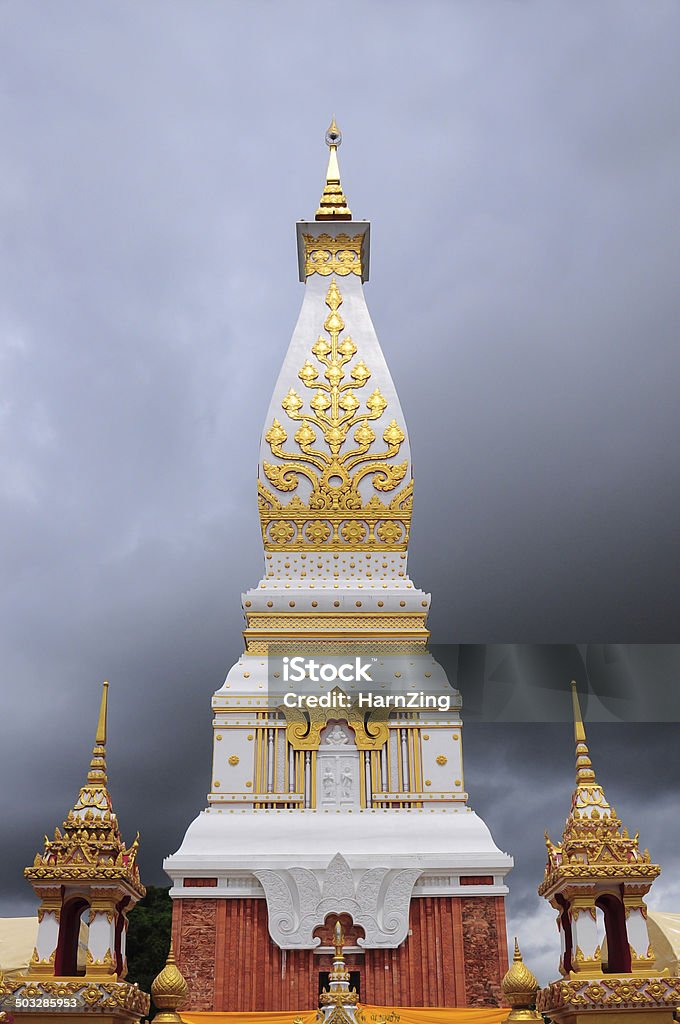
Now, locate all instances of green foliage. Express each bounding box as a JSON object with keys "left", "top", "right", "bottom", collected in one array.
[{"left": 126, "top": 885, "right": 173, "bottom": 1017}]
